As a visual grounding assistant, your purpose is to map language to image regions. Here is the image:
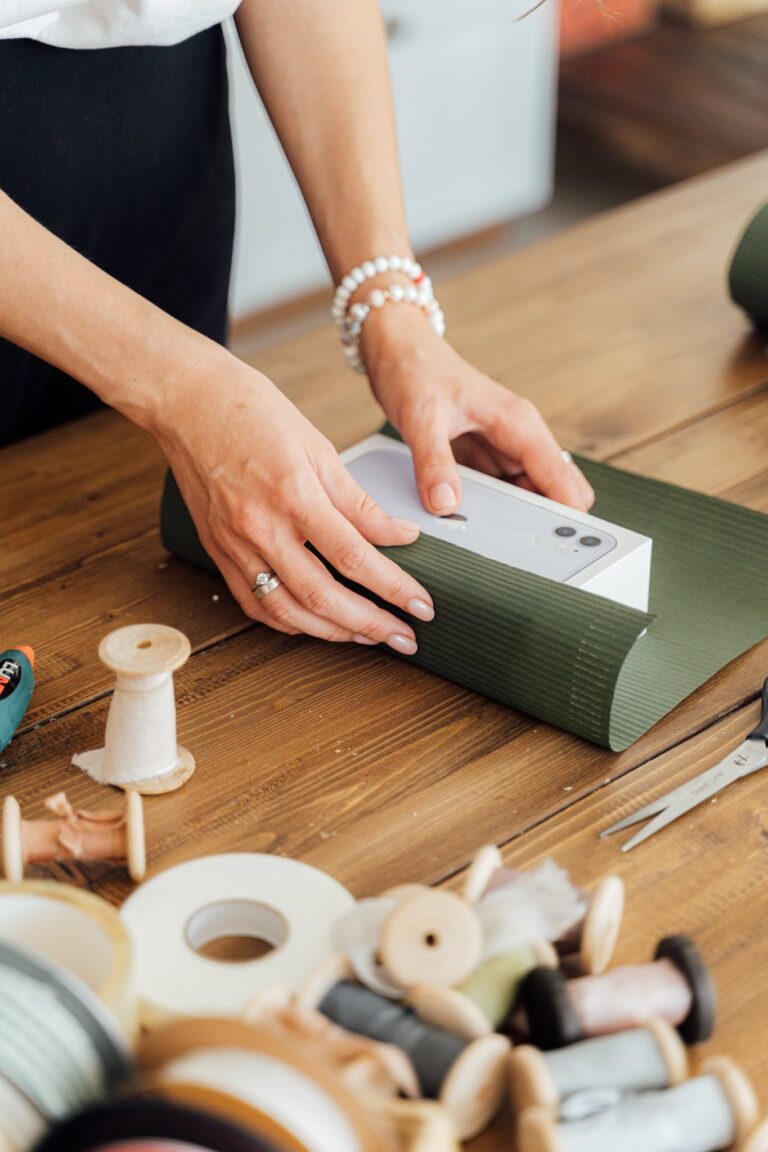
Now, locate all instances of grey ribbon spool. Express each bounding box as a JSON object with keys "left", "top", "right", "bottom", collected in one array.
[
  {"left": 0, "top": 942, "right": 131, "bottom": 1138},
  {"left": 319, "top": 979, "right": 466, "bottom": 1099}
]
